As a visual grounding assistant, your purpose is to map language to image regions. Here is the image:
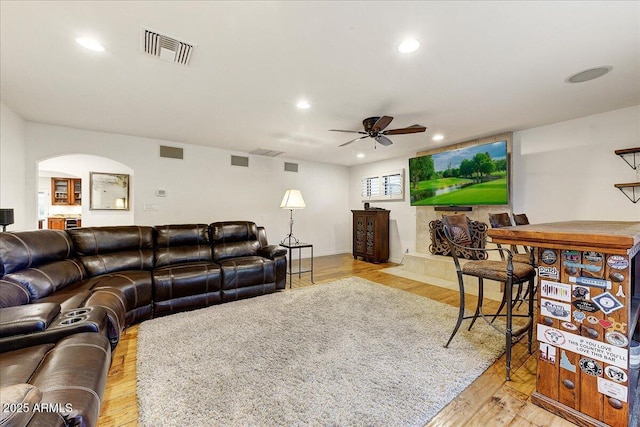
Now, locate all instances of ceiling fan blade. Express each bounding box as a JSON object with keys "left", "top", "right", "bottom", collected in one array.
[
  {"left": 383, "top": 124, "right": 427, "bottom": 135},
  {"left": 339, "top": 135, "right": 371, "bottom": 147},
  {"left": 329, "top": 129, "right": 367, "bottom": 134},
  {"left": 375, "top": 135, "right": 393, "bottom": 146},
  {"left": 372, "top": 116, "right": 394, "bottom": 132}
]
